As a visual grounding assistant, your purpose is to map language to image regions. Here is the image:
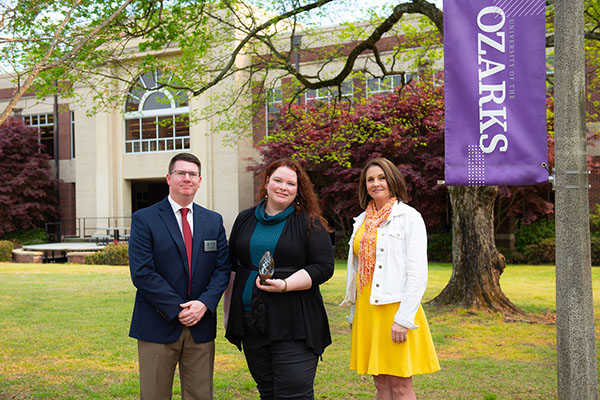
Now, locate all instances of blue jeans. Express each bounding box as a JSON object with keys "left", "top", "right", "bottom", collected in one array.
[{"left": 242, "top": 312, "right": 318, "bottom": 399}]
